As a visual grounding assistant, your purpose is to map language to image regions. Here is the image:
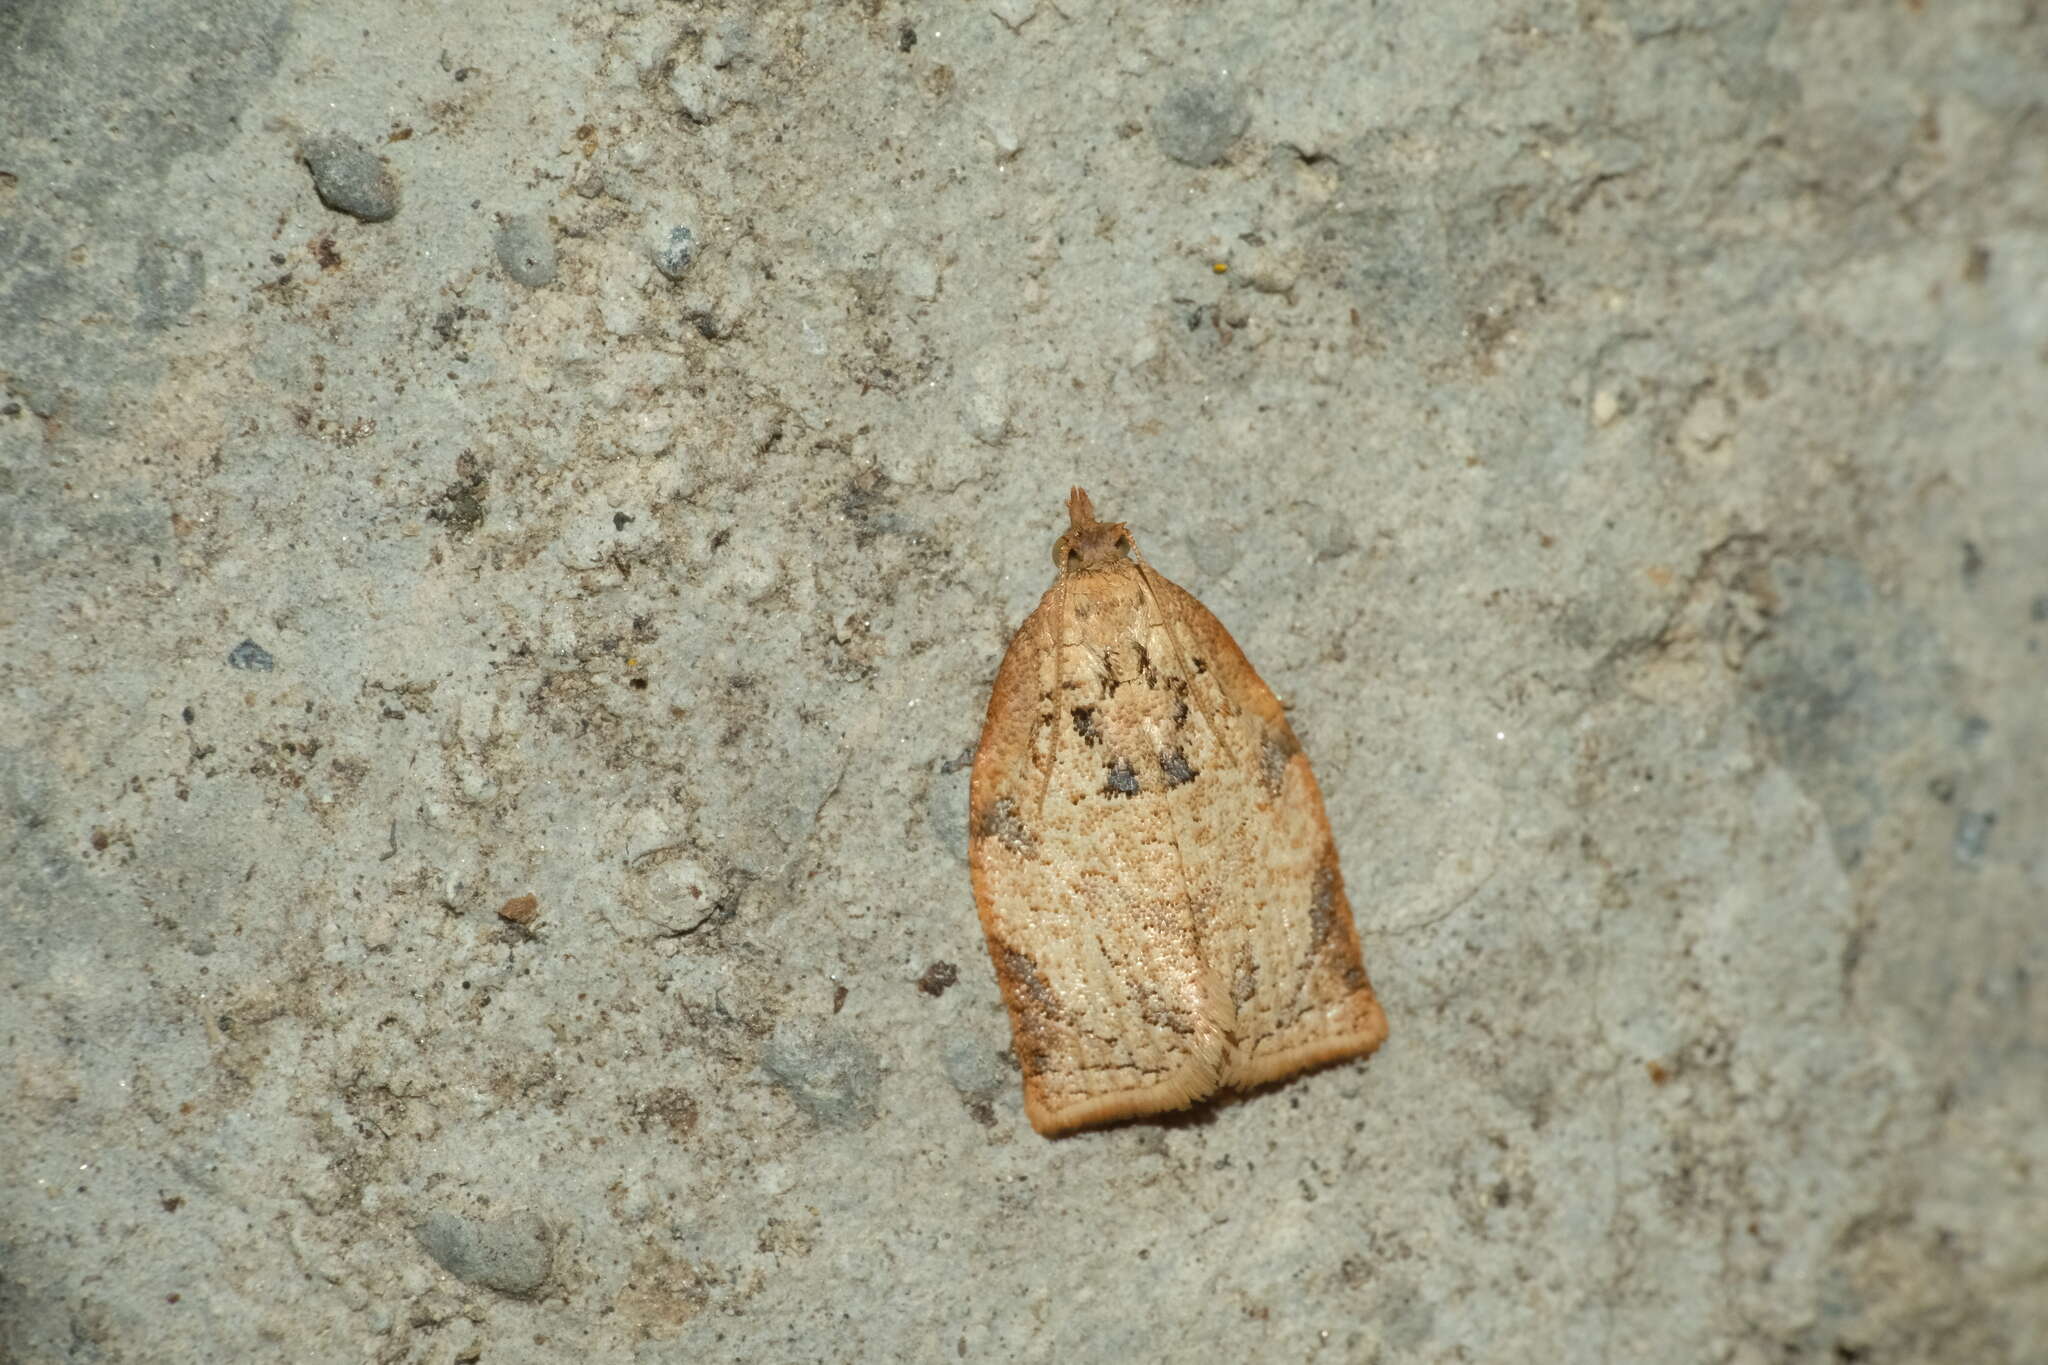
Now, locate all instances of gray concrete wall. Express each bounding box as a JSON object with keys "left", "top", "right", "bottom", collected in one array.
[{"left": 3, "top": 1, "right": 2043, "bottom": 1360}]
